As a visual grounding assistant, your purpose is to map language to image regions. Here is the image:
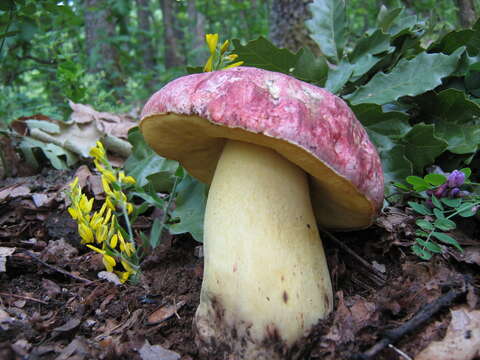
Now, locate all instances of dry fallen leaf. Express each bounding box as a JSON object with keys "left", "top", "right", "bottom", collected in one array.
[
  {"left": 0, "top": 247, "right": 16, "bottom": 272},
  {"left": 53, "top": 318, "right": 82, "bottom": 333},
  {"left": 0, "top": 185, "right": 31, "bottom": 203},
  {"left": 97, "top": 271, "right": 122, "bottom": 285},
  {"left": 146, "top": 299, "right": 186, "bottom": 325},
  {"left": 415, "top": 307, "right": 480, "bottom": 360},
  {"left": 138, "top": 340, "right": 180, "bottom": 360},
  {"left": 54, "top": 337, "right": 89, "bottom": 360}
]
